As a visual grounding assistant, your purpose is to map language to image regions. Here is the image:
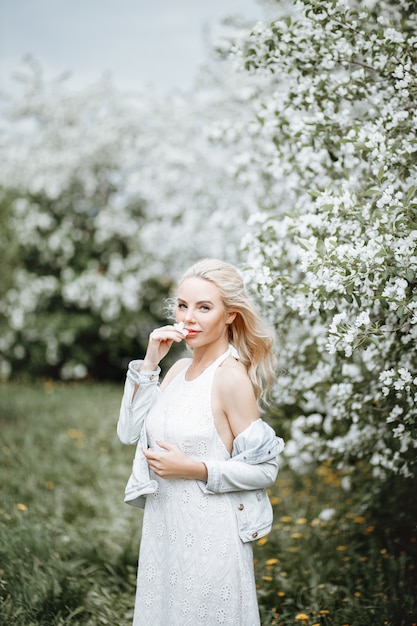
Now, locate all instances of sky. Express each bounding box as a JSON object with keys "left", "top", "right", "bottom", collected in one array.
[{"left": 0, "top": 0, "right": 268, "bottom": 94}]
